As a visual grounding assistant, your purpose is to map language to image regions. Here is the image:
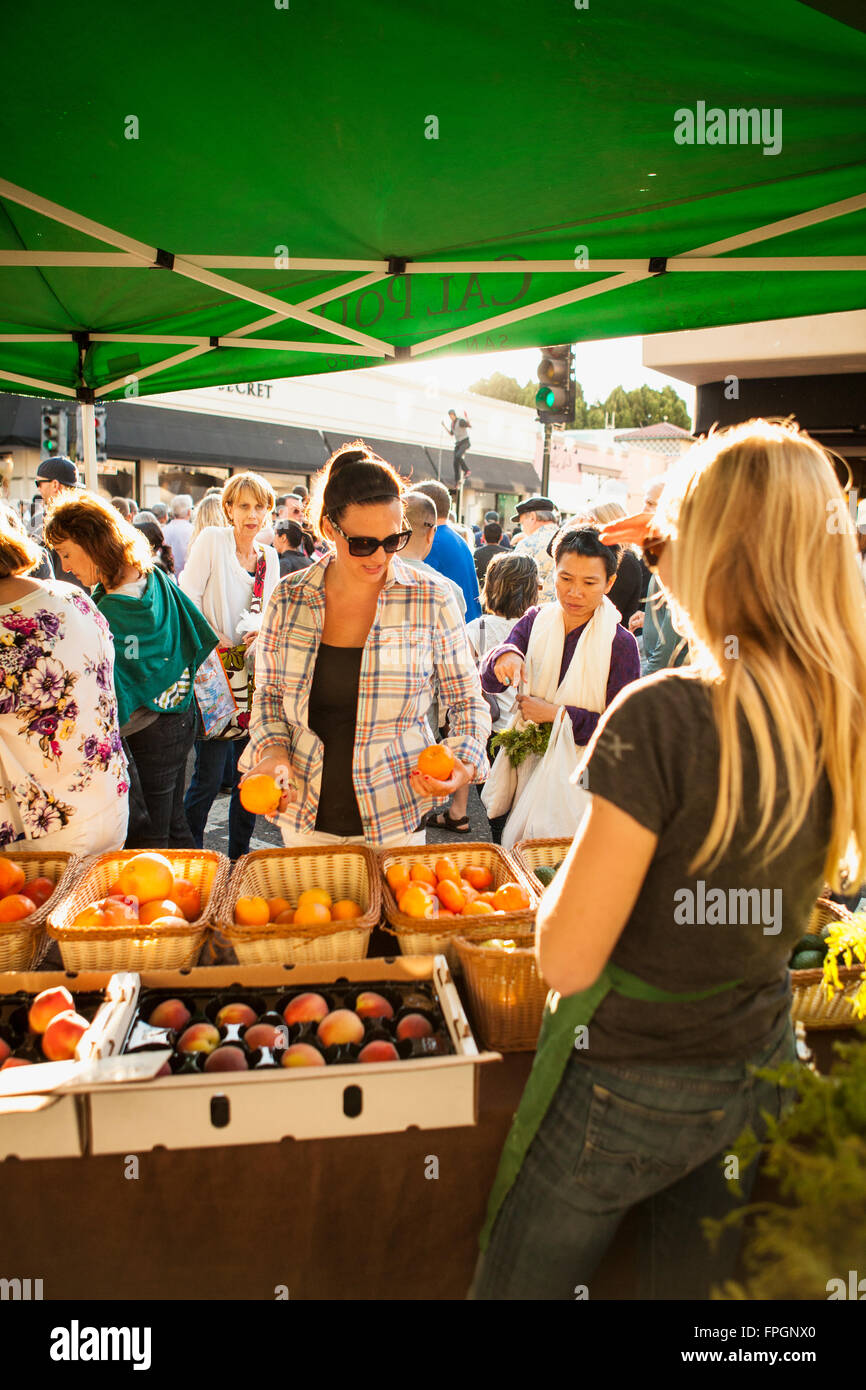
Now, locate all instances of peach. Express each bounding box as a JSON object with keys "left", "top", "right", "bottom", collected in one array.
[
  {"left": 0, "top": 1037, "right": 10, "bottom": 1065},
  {"left": 73, "top": 896, "right": 139, "bottom": 928},
  {"left": 1, "top": 1056, "right": 31, "bottom": 1069},
  {"left": 354, "top": 991, "right": 394, "bottom": 1021},
  {"left": 396, "top": 1013, "right": 434, "bottom": 1041},
  {"left": 204, "top": 1045, "right": 249, "bottom": 1073},
  {"left": 280, "top": 1043, "right": 326, "bottom": 1068},
  {"left": 23, "top": 877, "right": 55, "bottom": 909},
  {"left": 147, "top": 998, "right": 191, "bottom": 1032},
  {"left": 244, "top": 1023, "right": 286, "bottom": 1052},
  {"left": 358, "top": 1040, "right": 399, "bottom": 1063},
  {"left": 215, "top": 1002, "right": 257, "bottom": 1029},
  {"left": 117, "top": 852, "right": 175, "bottom": 904},
  {"left": 316, "top": 1009, "right": 364, "bottom": 1049},
  {"left": 177, "top": 1022, "right": 220, "bottom": 1055},
  {"left": 42, "top": 1010, "right": 89, "bottom": 1061},
  {"left": 282, "top": 992, "right": 329, "bottom": 1027},
  {"left": 171, "top": 878, "right": 201, "bottom": 922},
  {"left": 28, "top": 986, "right": 75, "bottom": 1034}
]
